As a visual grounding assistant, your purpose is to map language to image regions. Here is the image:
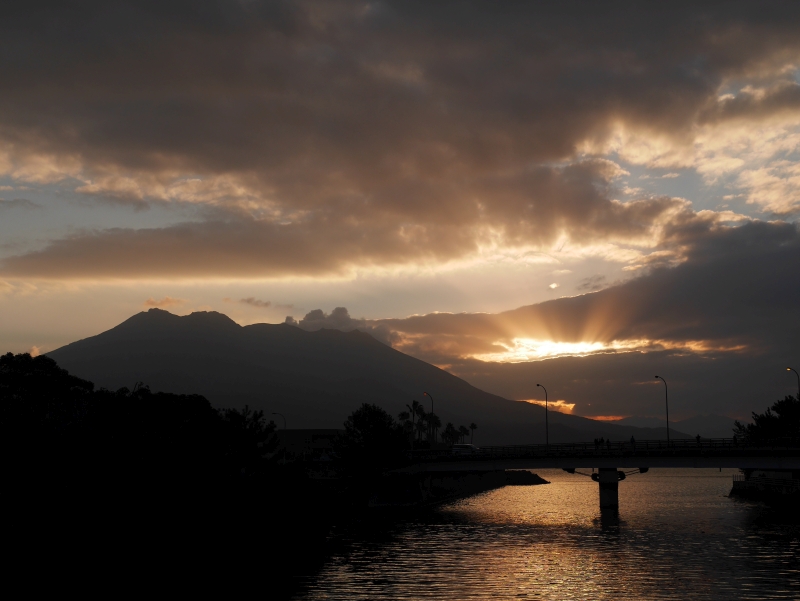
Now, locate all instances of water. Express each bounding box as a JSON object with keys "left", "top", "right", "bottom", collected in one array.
[{"left": 294, "top": 469, "right": 800, "bottom": 600}]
